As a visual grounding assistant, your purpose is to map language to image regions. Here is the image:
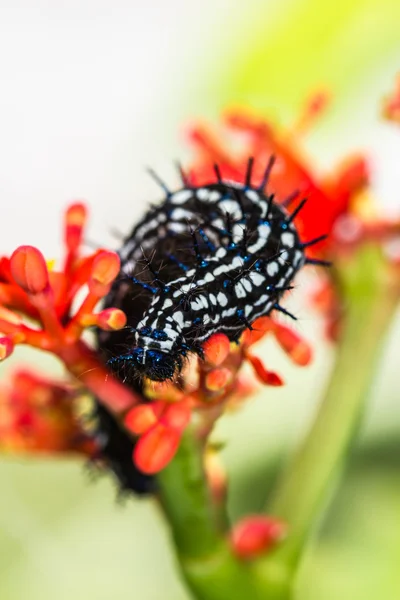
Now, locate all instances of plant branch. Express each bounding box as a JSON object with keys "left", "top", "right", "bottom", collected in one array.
[{"left": 260, "top": 245, "right": 399, "bottom": 573}]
